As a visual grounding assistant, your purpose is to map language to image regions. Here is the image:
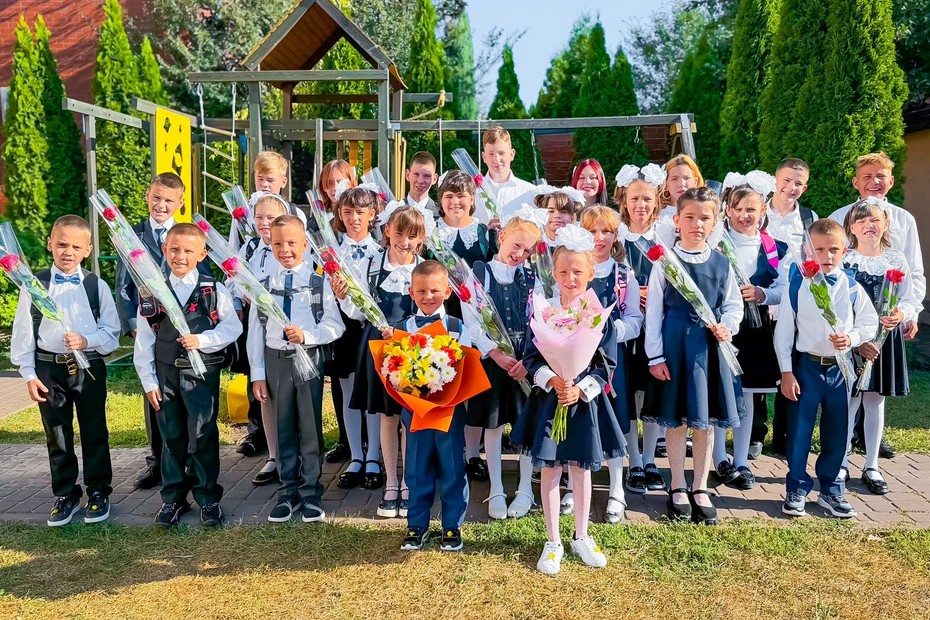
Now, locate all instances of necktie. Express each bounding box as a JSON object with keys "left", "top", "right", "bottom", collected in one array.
[
  {"left": 282, "top": 272, "right": 293, "bottom": 319},
  {"left": 260, "top": 246, "right": 271, "bottom": 269},
  {"left": 54, "top": 273, "right": 81, "bottom": 285},
  {"left": 154, "top": 227, "right": 166, "bottom": 245},
  {"left": 349, "top": 244, "right": 366, "bottom": 260},
  {"left": 414, "top": 314, "right": 441, "bottom": 328}
]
